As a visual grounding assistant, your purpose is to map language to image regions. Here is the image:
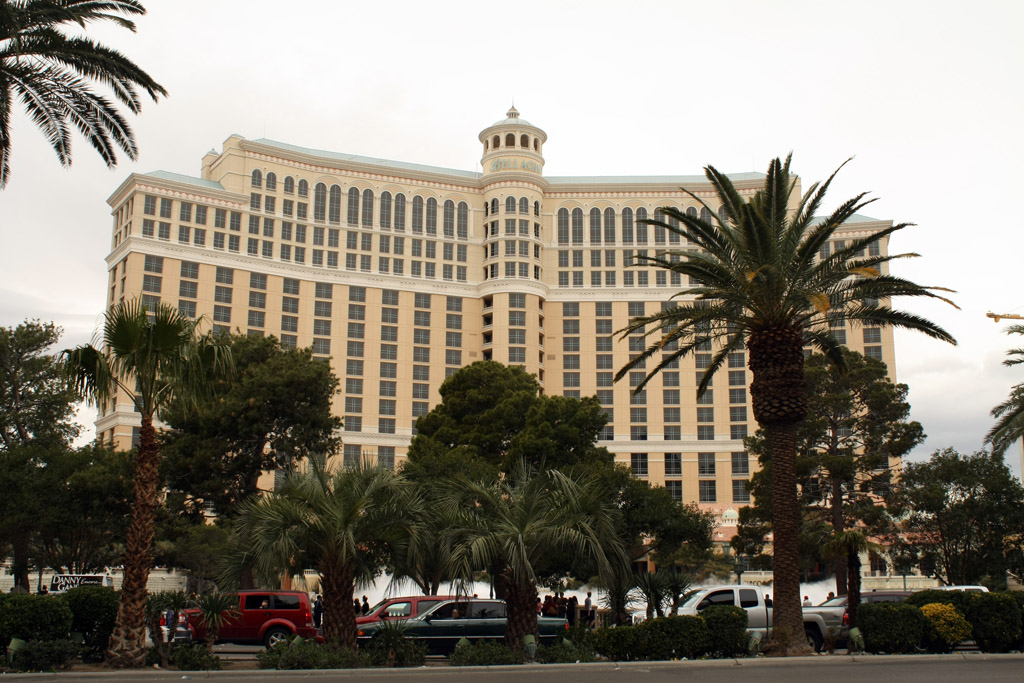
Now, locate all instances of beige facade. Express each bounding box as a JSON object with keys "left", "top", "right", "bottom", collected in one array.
[{"left": 97, "top": 108, "right": 897, "bottom": 530}]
